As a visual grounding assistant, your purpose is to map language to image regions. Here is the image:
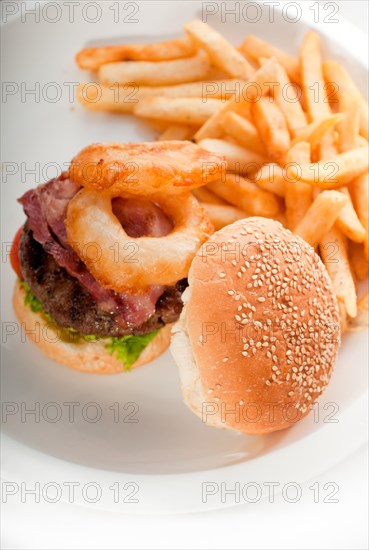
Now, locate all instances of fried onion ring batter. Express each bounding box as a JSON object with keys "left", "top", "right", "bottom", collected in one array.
[
  {"left": 66, "top": 189, "right": 213, "bottom": 292},
  {"left": 69, "top": 141, "right": 226, "bottom": 197}
]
